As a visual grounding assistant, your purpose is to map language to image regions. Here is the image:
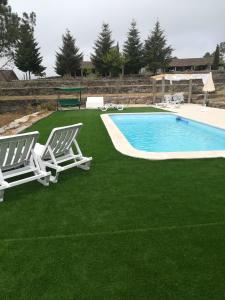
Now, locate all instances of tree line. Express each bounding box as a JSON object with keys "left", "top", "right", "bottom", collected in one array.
[
  {"left": 204, "top": 42, "right": 225, "bottom": 70},
  {"left": 0, "top": 0, "right": 223, "bottom": 79},
  {"left": 0, "top": 0, "right": 173, "bottom": 77},
  {"left": 57, "top": 21, "right": 173, "bottom": 77}
]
